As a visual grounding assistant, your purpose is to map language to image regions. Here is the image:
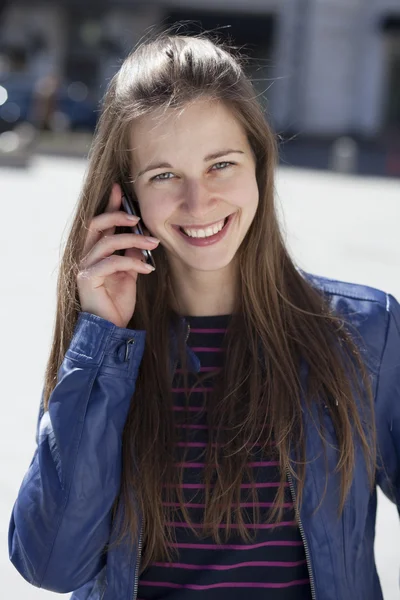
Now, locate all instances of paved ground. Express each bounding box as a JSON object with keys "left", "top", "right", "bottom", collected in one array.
[{"left": 1, "top": 157, "right": 399, "bottom": 599}]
